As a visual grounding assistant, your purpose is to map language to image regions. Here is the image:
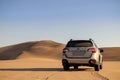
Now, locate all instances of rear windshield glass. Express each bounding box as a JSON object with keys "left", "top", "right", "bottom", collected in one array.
[{"left": 66, "top": 41, "right": 93, "bottom": 47}]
